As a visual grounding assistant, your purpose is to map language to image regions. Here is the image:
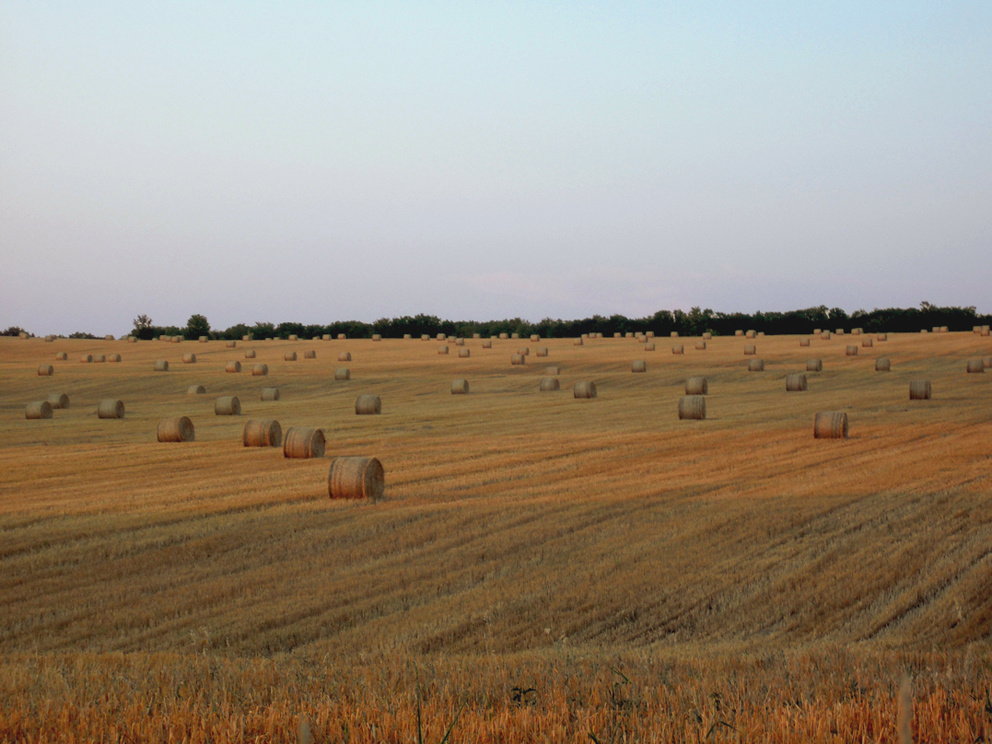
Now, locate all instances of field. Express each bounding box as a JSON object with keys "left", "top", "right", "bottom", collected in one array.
[{"left": 1, "top": 330, "right": 990, "bottom": 742}]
